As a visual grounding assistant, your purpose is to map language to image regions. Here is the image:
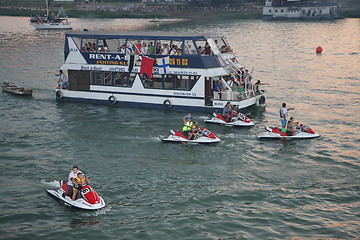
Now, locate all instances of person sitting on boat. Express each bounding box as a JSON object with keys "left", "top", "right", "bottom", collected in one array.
[
  {"left": 286, "top": 120, "right": 295, "bottom": 136},
  {"left": 187, "top": 120, "right": 199, "bottom": 140},
  {"left": 214, "top": 80, "right": 222, "bottom": 93},
  {"left": 182, "top": 114, "right": 194, "bottom": 139},
  {"left": 55, "top": 70, "right": 68, "bottom": 89},
  {"left": 66, "top": 166, "right": 82, "bottom": 196},
  {"left": 204, "top": 42, "right": 212, "bottom": 55},
  {"left": 72, "top": 172, "right": 90, "bottom": 201},
  {"left": 223, "top": 102, "right": 233, "bottom": 122}
]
